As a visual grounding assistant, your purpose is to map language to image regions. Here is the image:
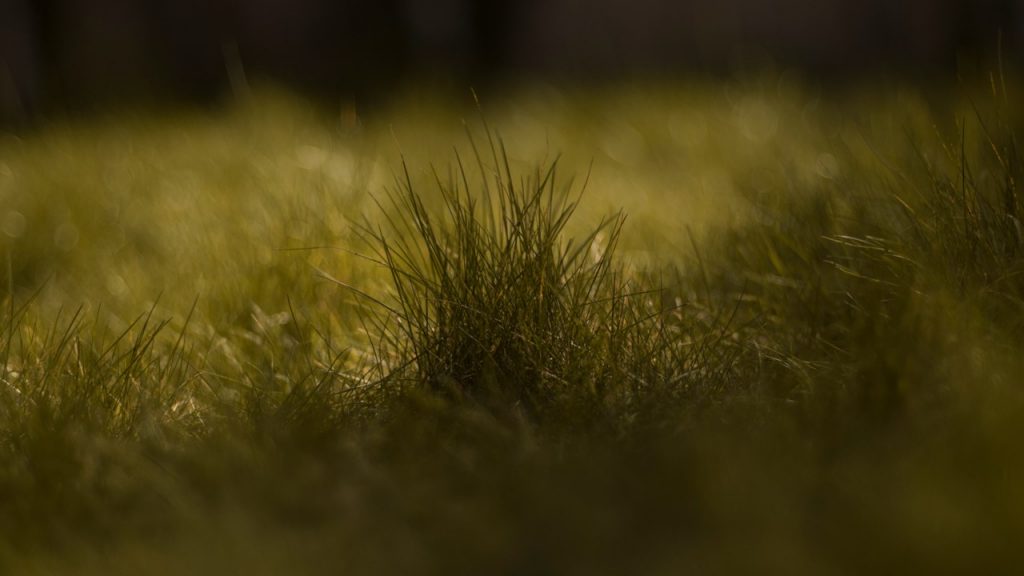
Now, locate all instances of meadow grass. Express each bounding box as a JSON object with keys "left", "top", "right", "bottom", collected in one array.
[{"left": 2, "top": 77, "right": 1024, "bottom": 573}]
